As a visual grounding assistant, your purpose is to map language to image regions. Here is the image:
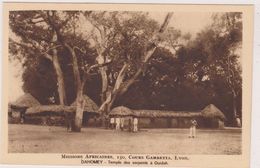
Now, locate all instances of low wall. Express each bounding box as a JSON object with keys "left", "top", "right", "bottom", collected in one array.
[{"left": 138, "top": 117, "right": 224, "bottom": 129}]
